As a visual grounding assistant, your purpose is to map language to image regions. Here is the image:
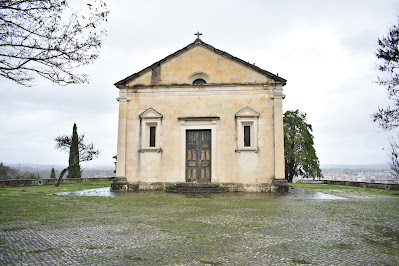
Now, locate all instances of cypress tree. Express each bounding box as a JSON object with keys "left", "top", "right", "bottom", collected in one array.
[
  {"left": 50, "top": 168, "right": 56, "bottom": 179},
  {"left": 67, "top": 123, "right": 81, "bottom": 178}
]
